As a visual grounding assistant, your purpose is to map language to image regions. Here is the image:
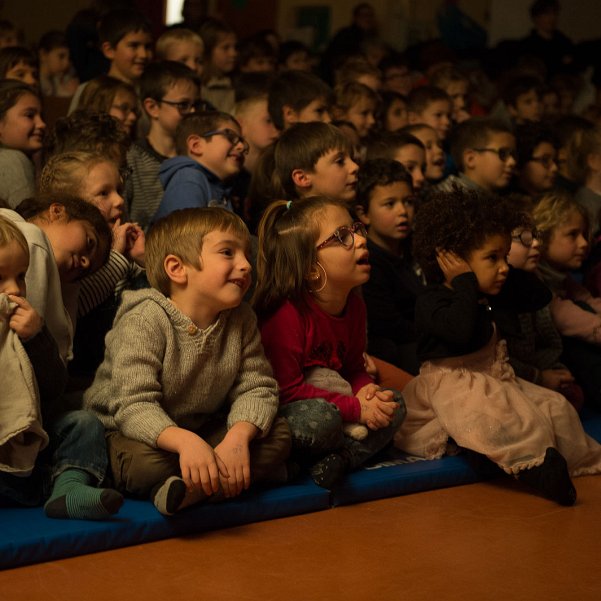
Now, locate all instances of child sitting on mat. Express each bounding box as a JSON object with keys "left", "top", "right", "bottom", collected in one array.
[
  {"left": 84, "top": 208, "right": 290, "bottom": 515},
  {"left": 395, "top": 187, "right": 601, "bottom": 506}
]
